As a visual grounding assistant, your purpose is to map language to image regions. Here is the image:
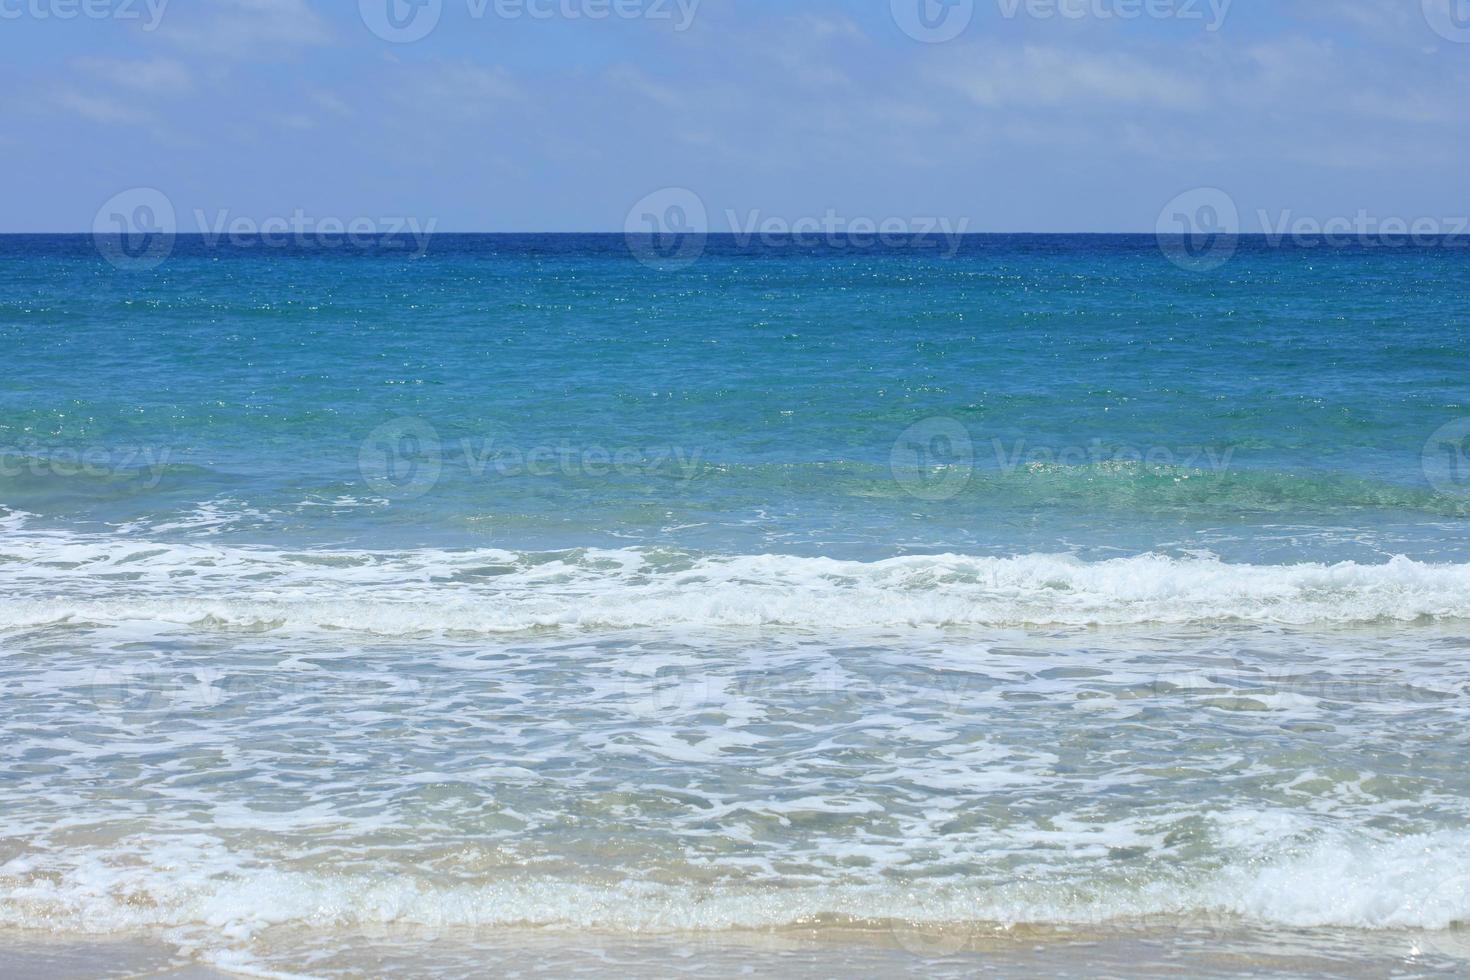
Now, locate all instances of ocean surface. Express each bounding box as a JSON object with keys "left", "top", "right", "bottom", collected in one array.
[{"left": 2, "top": 233, "right": 1470, "bottom": 976}]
